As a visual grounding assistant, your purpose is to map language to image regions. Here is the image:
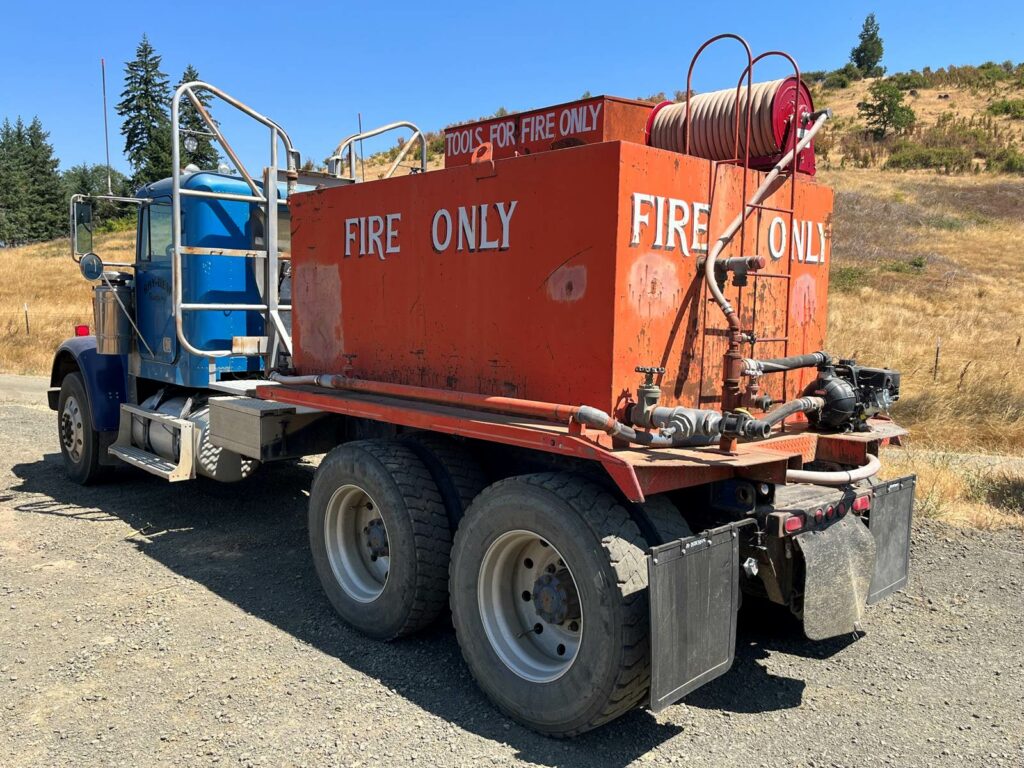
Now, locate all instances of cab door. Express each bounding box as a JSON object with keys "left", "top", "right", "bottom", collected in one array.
[{"left": 134, "top": 201, "right": 177, "bottom": 363}]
